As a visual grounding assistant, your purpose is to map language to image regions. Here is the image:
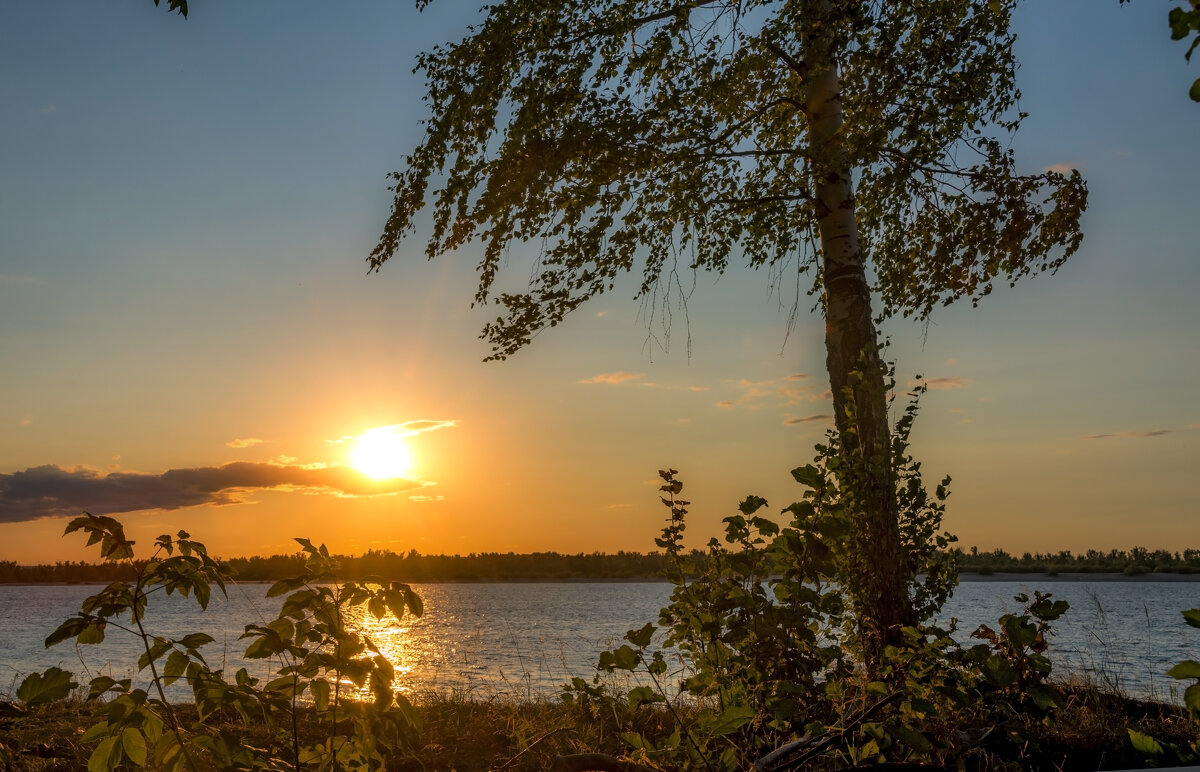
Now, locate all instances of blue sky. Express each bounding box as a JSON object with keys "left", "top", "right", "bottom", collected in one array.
[{"left": 0, "top": 1, "right": 1196, "bottom": 562}]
